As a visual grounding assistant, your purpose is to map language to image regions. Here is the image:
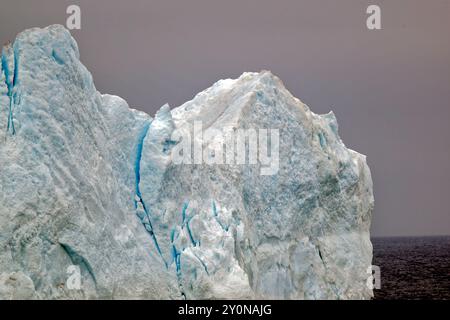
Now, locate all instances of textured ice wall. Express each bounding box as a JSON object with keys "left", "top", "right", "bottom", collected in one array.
[
  {"left": 0, "top": 25, "right": 179, "bottom": 299},
  {"left": 0, "top": 25, "right": 374, "bottom": 299}
]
